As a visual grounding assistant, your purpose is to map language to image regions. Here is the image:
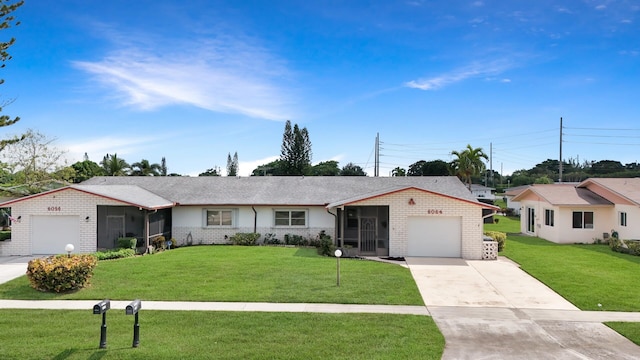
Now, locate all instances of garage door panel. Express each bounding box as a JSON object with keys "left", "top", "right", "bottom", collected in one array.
[
  {"left": 408, "top": 216, "right": 461, "bottom": 257},
  {"left": 31, "top": 216, "right": 80, "bottom": 255}
]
